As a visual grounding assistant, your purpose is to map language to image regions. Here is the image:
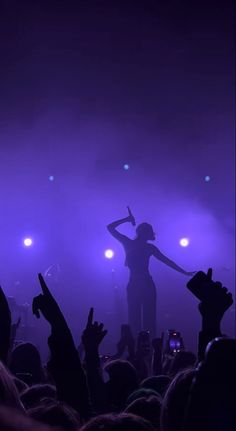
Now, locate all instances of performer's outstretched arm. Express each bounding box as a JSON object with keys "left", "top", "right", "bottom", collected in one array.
[
  {"left": 152, "top": 246, "right": 195, "bottom": 276},
  {"left": 107, "top": 213, "right": 134, "bottom": 243}
]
